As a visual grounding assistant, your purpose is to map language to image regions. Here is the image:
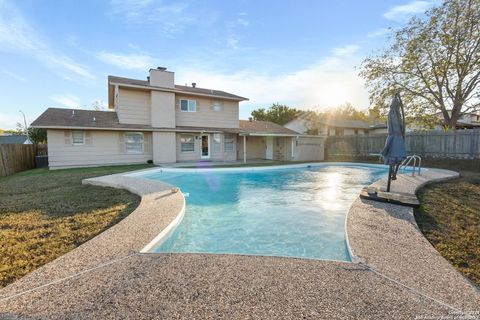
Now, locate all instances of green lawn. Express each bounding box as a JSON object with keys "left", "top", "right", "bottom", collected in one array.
[
  {"left": 415, "top": 171, "right": 480, "bottom": 287},
  {"left": 0, "top": 164, "right": 152, "bottom": 288}
]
